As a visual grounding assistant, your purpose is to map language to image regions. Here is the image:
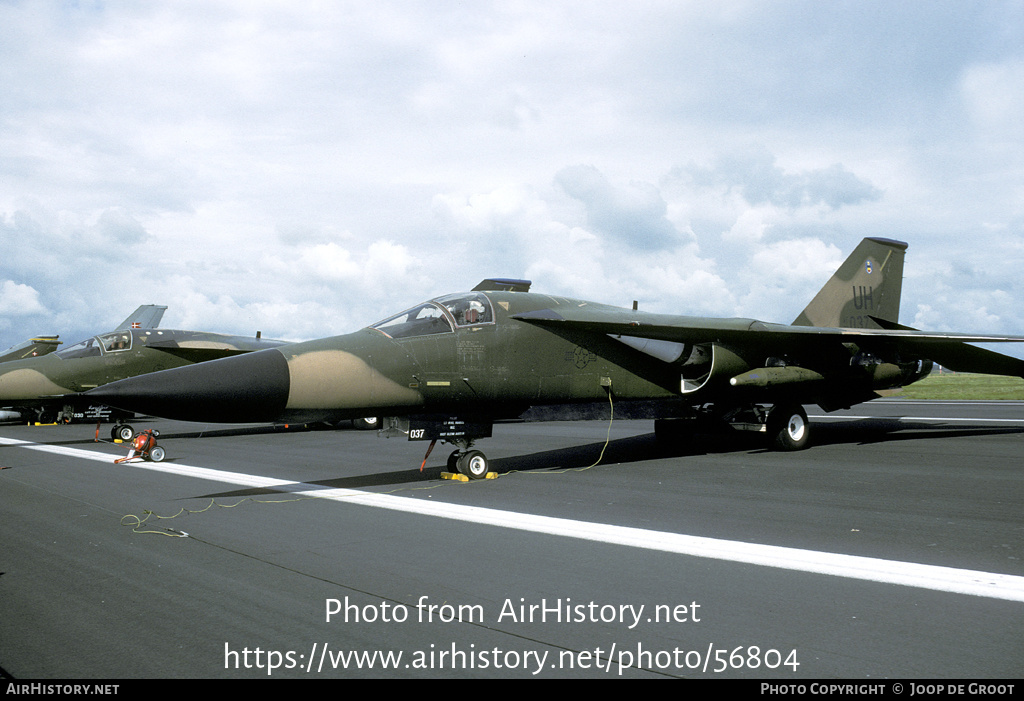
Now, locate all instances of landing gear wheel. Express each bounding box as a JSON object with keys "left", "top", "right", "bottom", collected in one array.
[
  {"left": 352, "top": 417, "right": 379, "bottom": 430},
  {"left": 447, "top": 450, "right": 461, "bottom": 472},
  {"left": 112, "top": 424, "right": 134, "bottom": 442},
  {"left": 456, "top": 450, "right": 490, "bottom": 480},
  {"left": 768, "top": 404, "right": 809, "bottom": 451},
  {"left": 149, "top": 446, "right": 165, "bottom": 462}
]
